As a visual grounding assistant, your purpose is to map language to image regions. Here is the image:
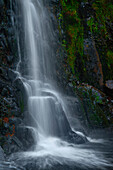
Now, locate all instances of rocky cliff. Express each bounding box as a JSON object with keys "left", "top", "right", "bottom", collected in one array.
[
  {"left": 59, "top": 0, "right": 113, "bottom": 128},
  {"left": 0, "top": 0, "right": 34, "bottom": 155}
]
